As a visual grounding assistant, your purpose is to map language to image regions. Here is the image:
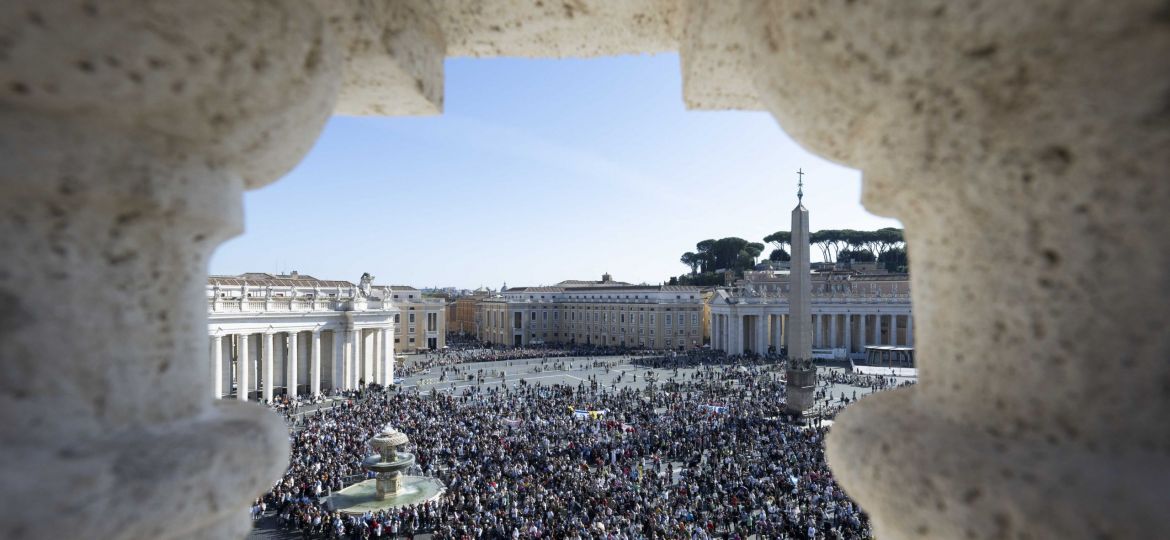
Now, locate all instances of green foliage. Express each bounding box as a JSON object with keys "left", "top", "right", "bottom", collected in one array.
[
  {"left": 838, "top": 248, "right": 876, "bottom": 263},
  {"left": 677, "top": 272, "right": 724, "bottom": 286},
  {"left": 878, "top": 246, "right": 909, "bottom": 273},
  {"left": 674, "top": 228, "right": 908, "bottom": 284}
]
